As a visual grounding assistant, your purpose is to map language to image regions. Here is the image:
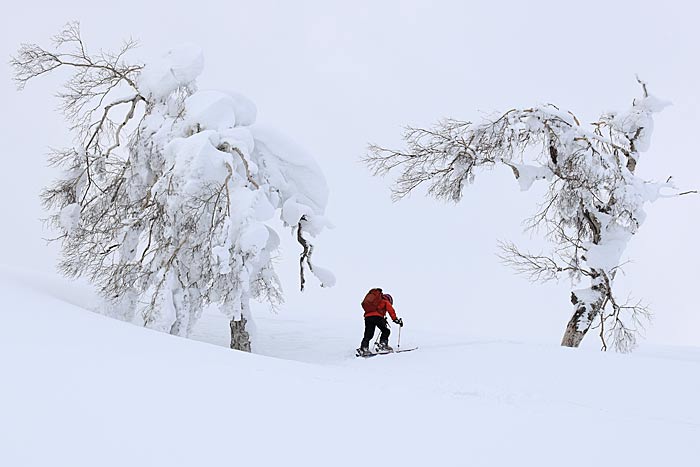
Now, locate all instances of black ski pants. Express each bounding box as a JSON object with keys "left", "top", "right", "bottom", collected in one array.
[{"left": 361, "top": 316, "right": 390, "bottom": 349}]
